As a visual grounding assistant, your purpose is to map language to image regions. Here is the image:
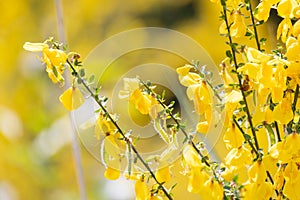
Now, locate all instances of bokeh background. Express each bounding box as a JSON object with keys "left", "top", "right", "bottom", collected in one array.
[{"left": 0, "top": 0, "right": 278, "bottom": 199}]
